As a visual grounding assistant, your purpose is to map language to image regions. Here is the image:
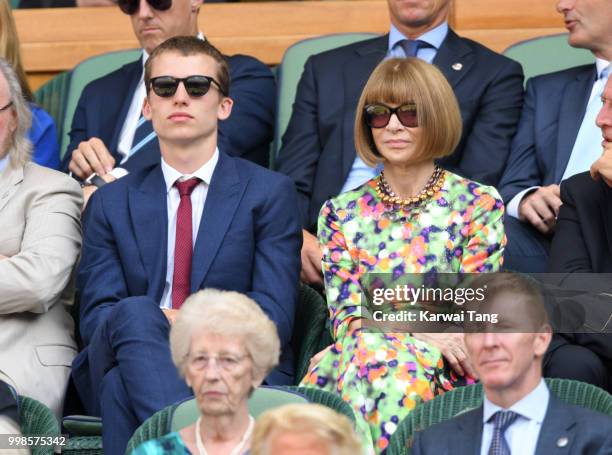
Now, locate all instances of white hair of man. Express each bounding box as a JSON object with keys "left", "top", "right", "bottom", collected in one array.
[{"left": 0, "top": 57, "right": 32, "bottom": 167}]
